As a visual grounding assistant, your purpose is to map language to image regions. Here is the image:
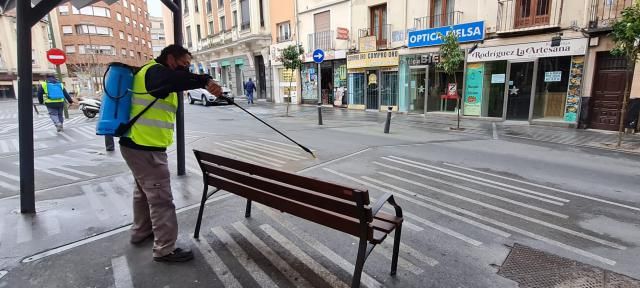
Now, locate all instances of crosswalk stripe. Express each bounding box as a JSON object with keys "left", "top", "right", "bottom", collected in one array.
[
  {"left": 402, "top": 221, "right": 425, "bottom": 232},
  {"left": 211, "top": 227, "right": 280, "bottom": 288},
  {"left": 384, "top": 156, "right": 569, "bottom": 204},
  {"left": 0, "top": 180, "right": 18, "bottom": 191},
  {"left": 228, "top": 140, "right": 305, "bottom": 161},
  {"left": 260, "top": 224, "right": 351, "bottom": 288},
  {"left": 99, "top": 182, "right": 129, "bottom": 215},
  {"left": 10, "top": 139, "right": 19, "bottom": 151},
  {"left": 443, "top": 162, "right": 640, "bottom": 213},
  {"left": 111, "top": 256, "right": 134, "bottom": 288},
  {"left": 259, "top": 138, "right": 302, "bottom": 149},
  {"left": 347, "top": 235, "right": 424, "bottom": 275},
  {"left": 0, "top": 140, "right": 9, "bottom": 153},
  {"left": 191, "top": 237, "right": 242, "bottom": 288},
  {"left": 58, "top": 131, "right": 74, "bottom": 142},
  {"left": 257, "top": 204, "right": 384, "bottom": 288},
  {"left": 375, "top": 162, "right": 568, "bottom": 217},
  {"left": 245, "top": 140, "right": 303, "bottom": 155},
  {"left": 81, "top": 185, "right": 110, "bottom": 221},
  {"left": 215, "top": 142, "right": 286, "bottom": 164},
  {"left": 16, "top": 216, "right": 33, "bottom": 244},
  {"left": 40, "top": 211, "right": 62, "bottom": 236},
  {"left": 49, "top": 164, "right": 96, "bottom": 177},
  {"left": 215, "top": 149, "right": 282, "bottom": 167},
  {"left": 113, "top": 176, "right": 134, "bottom": 193},
  {"left": 382, "top": 232, "right": 439, "bottom": 266},
  {"left": 76, "top": 126, "right": 96, "bottom": 139},
  {"left": 36, "top": 167, "right": 80, "bottom": 180},
  {"left": 232, "top": 222, "right": 315, "bottom": 287}
]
